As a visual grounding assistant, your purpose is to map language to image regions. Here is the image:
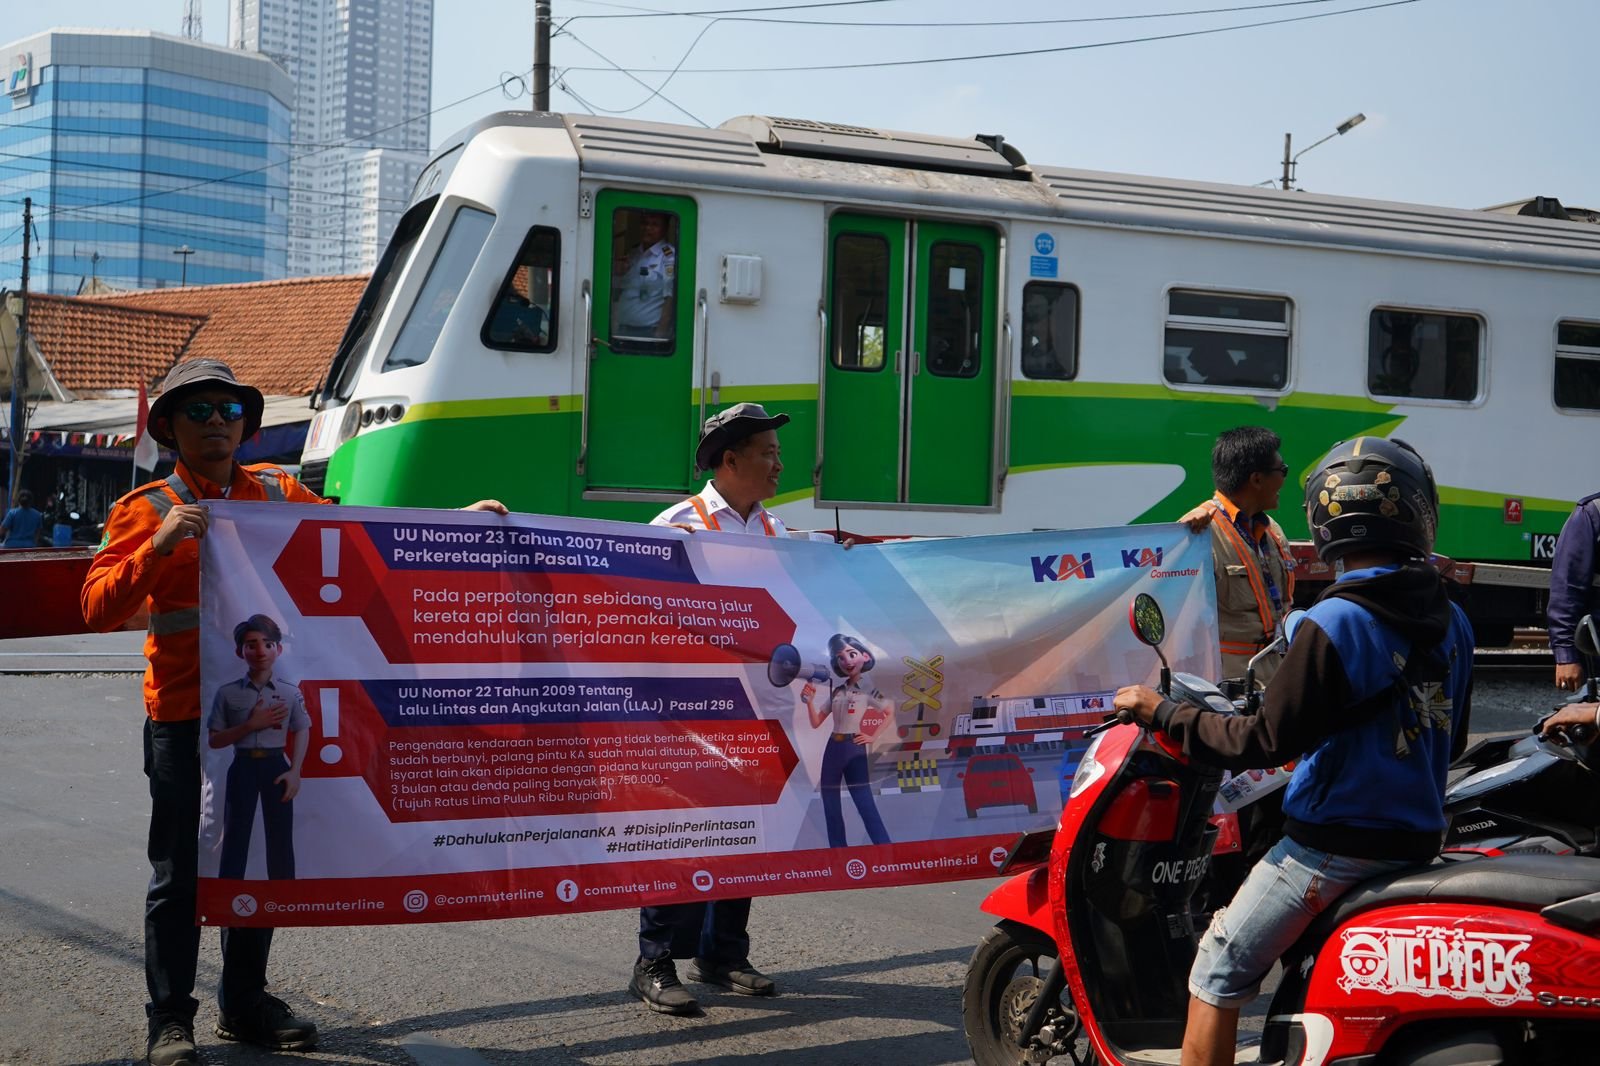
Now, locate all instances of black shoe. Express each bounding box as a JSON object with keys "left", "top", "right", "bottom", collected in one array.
[
  {"left": 687, "top": 957, "right": 777, "bottom": 997},
  {"left": 214, "top": 993, "right": 318, "bottom": 1051},
  {"left": 629, "top": 956, "right": 700, "bottom": 1015},
  {"left": 146, "top": 1016, "right": 198, "bottom": 1066}
]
